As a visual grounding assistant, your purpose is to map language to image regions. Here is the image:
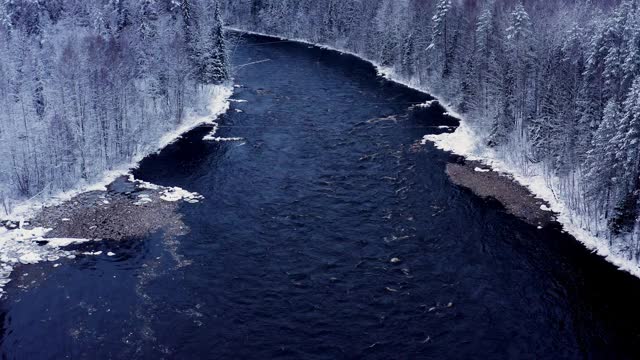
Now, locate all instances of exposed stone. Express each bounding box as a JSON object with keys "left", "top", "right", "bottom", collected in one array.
[{"left": 445, "top": 160, "right": 555, "bottom": 227}]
